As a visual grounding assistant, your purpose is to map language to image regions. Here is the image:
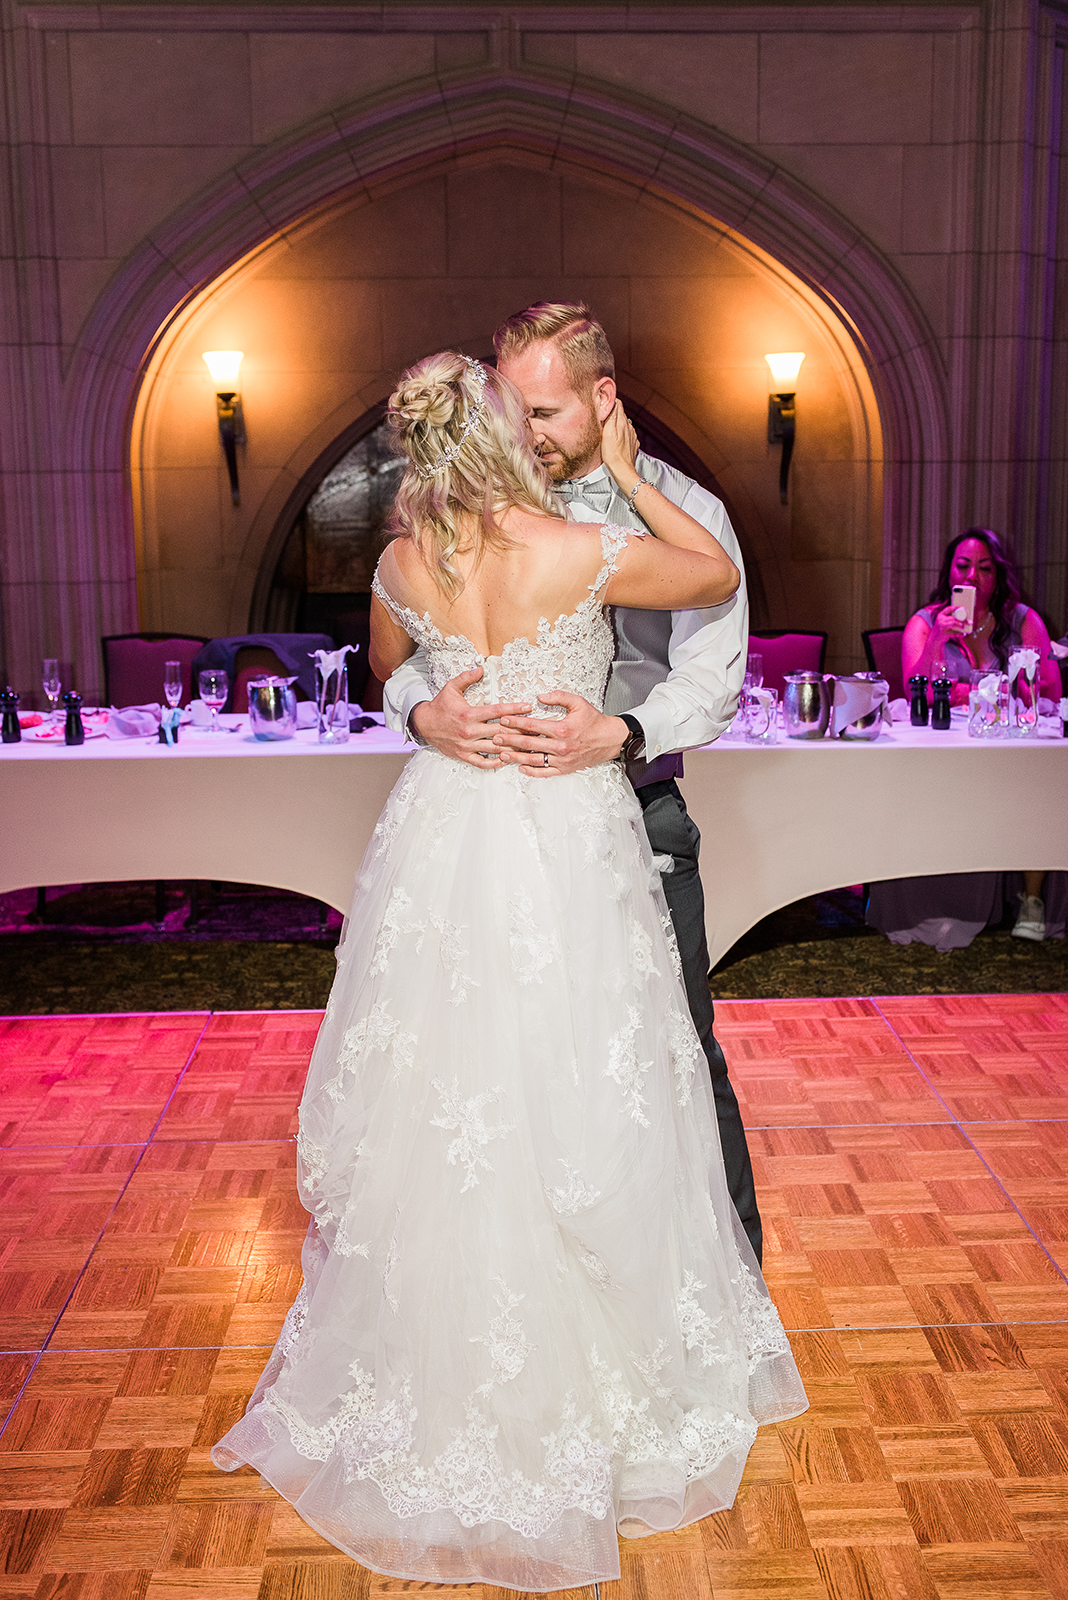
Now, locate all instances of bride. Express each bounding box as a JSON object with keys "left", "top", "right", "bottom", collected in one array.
[{"left": 213, "top": 351, "right": 807, "bottom": 1592}]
